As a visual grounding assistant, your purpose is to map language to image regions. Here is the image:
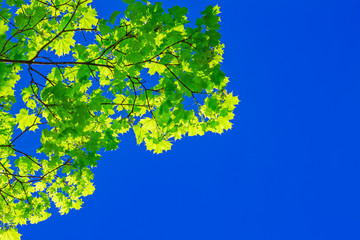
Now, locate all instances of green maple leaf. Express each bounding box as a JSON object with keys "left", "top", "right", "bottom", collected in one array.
[
  {"left": 82, "top": 183, "right": 95, "bottom": 196},
  {"left": 51, "top": 32, "right": 76, "bottom": 56},
  {"left": 109, "top": 10, "right": 121, "bottom": 24},
  {"left": 223, "top": 92, "right": 240, "bottom": 111},
  {"left": 79, "top": 6, "right": 98, "bottom": 29},
  {"left": 154, "top": 140, "right": 172, "bottom": 154},
  {"left": 1, "top": 229, "right": 21, "bottom": 240},
  {"left": 145, "top": 62, "right": 166, "bottom": 75},
  {"left": 145, "top": 138, "right": 172, "bottom": 154},
  {"left": 0, "top": 20, "right": 9, "bottom": 35},
  {"left": 15, "top": 109, "right": 40, "bottom": 131}
]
